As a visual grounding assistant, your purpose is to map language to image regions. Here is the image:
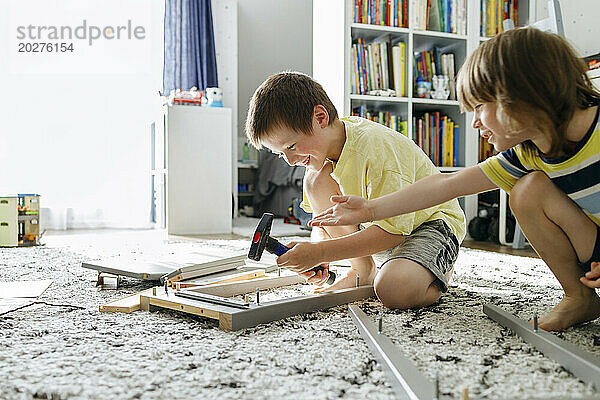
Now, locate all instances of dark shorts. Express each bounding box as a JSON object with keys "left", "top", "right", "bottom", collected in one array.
[
  {"left": 578, "top": 224, "right": 600, "bottom": 272},
  {"left": 379, "top": 219, "right": 460, "bottom": 292}
]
